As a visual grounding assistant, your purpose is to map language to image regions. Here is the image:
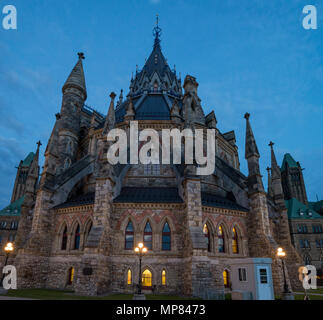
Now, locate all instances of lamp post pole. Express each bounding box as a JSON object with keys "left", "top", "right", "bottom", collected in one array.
[
  {"left": 277, "top": 247, "right": 292, "bottom": 298},
  {"left": 134, "top": 243, "right": 147, "bottom": 295}
]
